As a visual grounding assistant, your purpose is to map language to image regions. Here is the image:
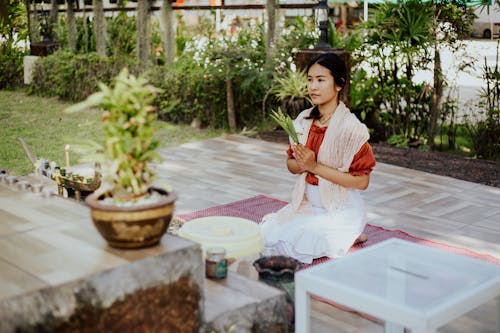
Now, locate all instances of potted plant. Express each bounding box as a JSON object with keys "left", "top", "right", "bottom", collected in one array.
[
  {"left": 66, "top": 68, "right": 176, "bottom": 249},
  {"left": 267, "top": 69, "right": 312, "bottom": 119}
]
